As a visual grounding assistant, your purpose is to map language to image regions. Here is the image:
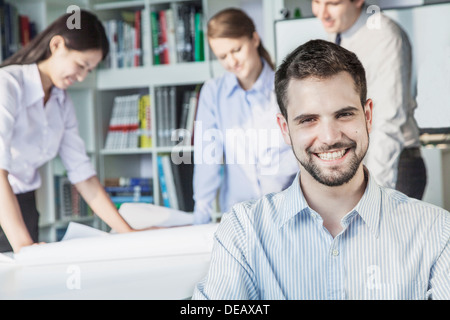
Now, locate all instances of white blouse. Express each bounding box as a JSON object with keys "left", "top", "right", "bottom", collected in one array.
[{"left": 0, "top": 64, "right": 96, "bottom": 194}]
